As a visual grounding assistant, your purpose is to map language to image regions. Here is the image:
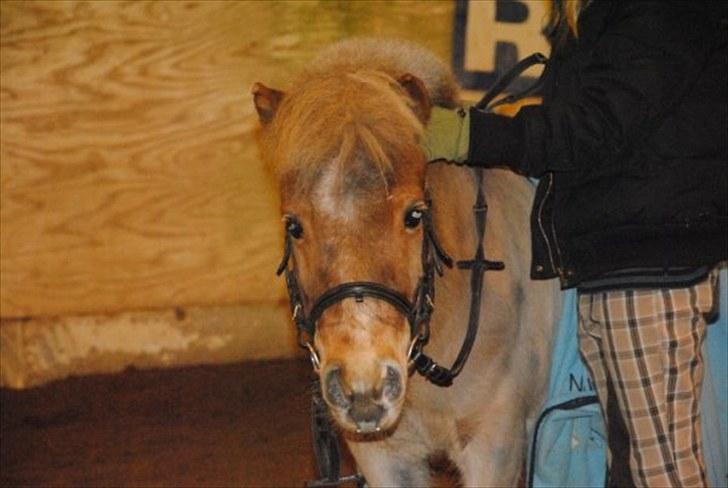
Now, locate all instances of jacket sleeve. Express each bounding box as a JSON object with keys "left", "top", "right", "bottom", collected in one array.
[{"left": 467, "top": 1, "right": 717, "bottom": 177}]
